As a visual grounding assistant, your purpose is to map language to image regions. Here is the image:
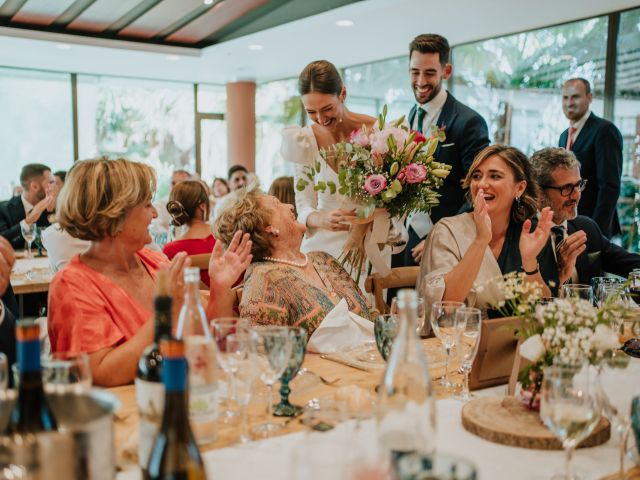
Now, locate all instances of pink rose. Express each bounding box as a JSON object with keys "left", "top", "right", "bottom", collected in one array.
[
  {"left": 363, "top": 174, "right": 387, "bottom": 196},
  {"left": 369, "top": 126, "right": 408, "bottom": 156},
  {"left": 398, "top": 163, "right": 427, "bottom": 184},
  {"left": 350, "top": 128, "right": 370, "bottom": 147}
]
